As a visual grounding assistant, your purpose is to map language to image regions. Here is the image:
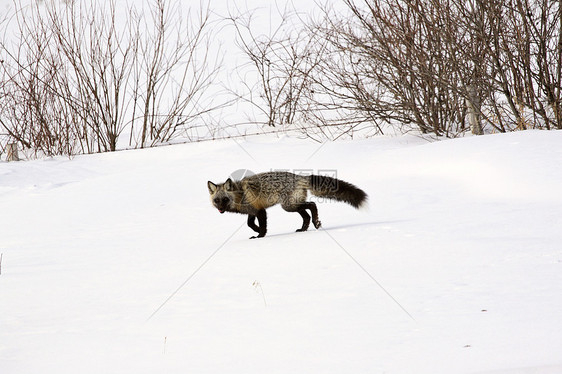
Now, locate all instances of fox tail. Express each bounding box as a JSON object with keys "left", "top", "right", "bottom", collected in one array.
[{"left": 308, "top": 175, "right": 368, "bottom": 209}]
